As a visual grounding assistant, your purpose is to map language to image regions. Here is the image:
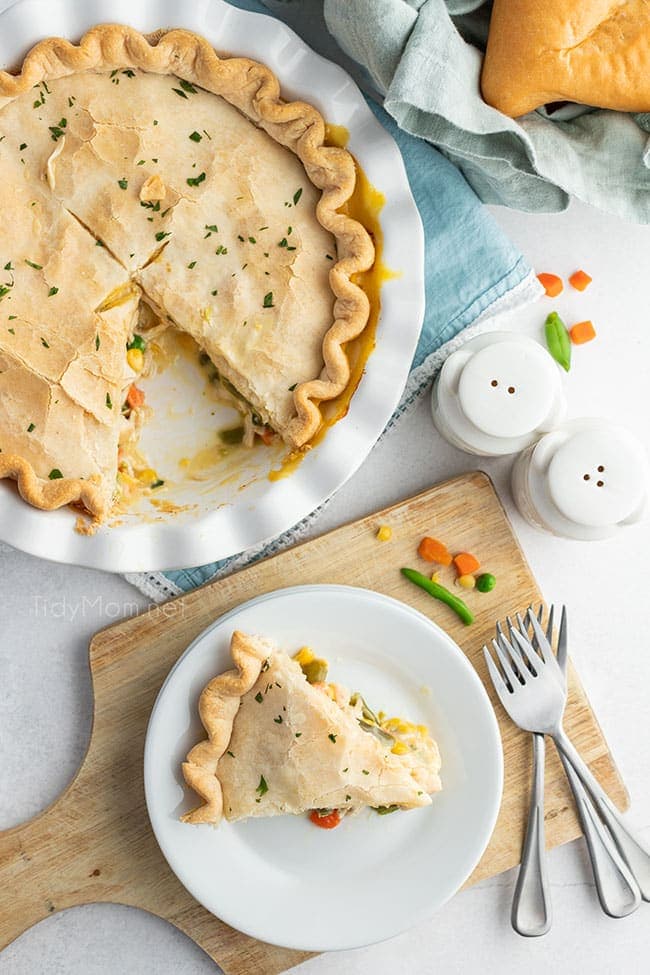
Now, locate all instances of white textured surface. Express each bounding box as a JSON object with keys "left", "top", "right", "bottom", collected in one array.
[{"left": 1, "top": 197, "right": 650, "bottom": 974}]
